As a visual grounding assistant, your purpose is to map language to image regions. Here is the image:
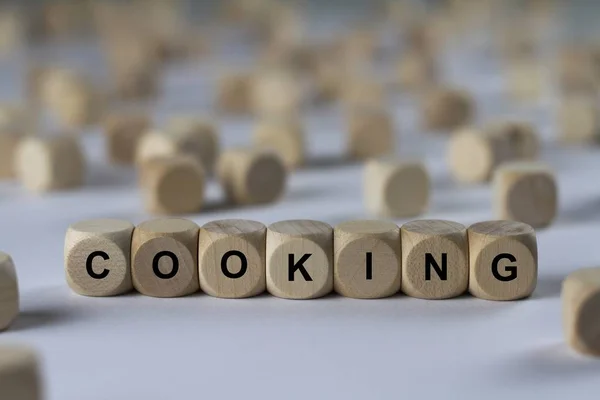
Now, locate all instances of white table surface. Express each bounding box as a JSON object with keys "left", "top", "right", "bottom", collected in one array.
[{"left": 1, "top": 7, "right": 600, "bottom": 399}]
